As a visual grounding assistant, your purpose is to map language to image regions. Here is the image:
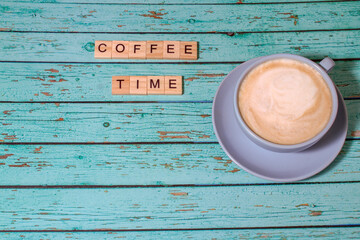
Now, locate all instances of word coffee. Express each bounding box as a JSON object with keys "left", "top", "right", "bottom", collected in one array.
[
  {"left": 112, "top": 76, "right": 183, "bottom": 95},
  {"left": 95, "top": 41, "right": 197, "bottom": 60}
]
